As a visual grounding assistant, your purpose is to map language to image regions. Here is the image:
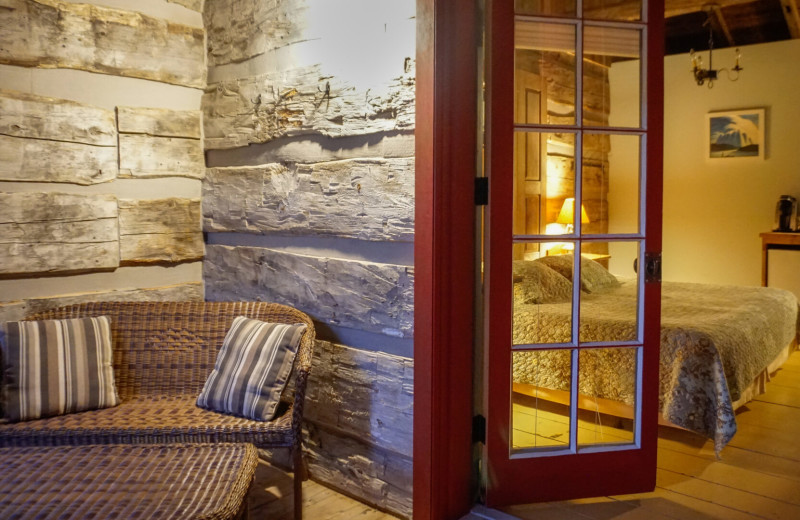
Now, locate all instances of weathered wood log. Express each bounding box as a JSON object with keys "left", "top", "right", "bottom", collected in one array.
[
  {"left": 118, "top": 198, "right": 203, "bottom": 264},
  {"left": 304, "top": 422, "right": 412, "bottom": 519},
  {"left": 0, "top": 0, "right": 206, "bottom": 88},
  {"left": 204, "top": 245, "right": 414, "bottom": 338},
  {"left": 0, "top": 89, "right": 116, "bottom": 146},
  {"left": 204, "top": 0, "right": 301, "bottom": 67},
  {"left": 304, "top": 341, "right": 413, "bottom": 456},
  {"left": 203, "top": 158, "right": 415, "bottom": 241},
  {"left": 202, "top": 63, "right": 415, "bottom": 149},
  {"left": 256, "top": 340, "right": 412, "bottom": 518},
  {"left": 0, "top": 192, "right": 119, "bottom": 275},
  {"left": 116, "top": 107, "right": 202, "bottom": 139},
  {"left": 0, "top": 282, "right": 204, "bottom": 323},
  {"left": 0, "top": 135, "right": 117, "bottom": 185},
  {"left": 0, "top": 90, "right": 118, "bottom": 184},
  {"left": 118, "top": 134, "right": 204, "bottom": 179}
]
